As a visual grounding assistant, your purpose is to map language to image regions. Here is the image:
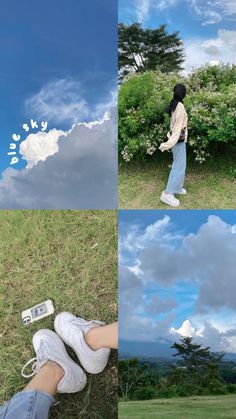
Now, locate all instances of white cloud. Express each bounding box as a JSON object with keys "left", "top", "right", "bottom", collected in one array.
[
  {"left": 119, "top": 215, "right": 236, "bottom": 351},
  {"left": 132, "top": 0, "right": 236, "bottom": 25},
  {"left": 134, "top": 0, "right": 179, "bottom": 22},
  {"left": 189, "top": 0, "right": 236, "bottom": 25},
  {"left": 184, "top": 29, "right": 236, "bottom": 72},
  {"left": 170, "top": 319, "right": 195, "bottom": 337},
  {"left": 170, "top": 319, "right": 236, "bottom": 353},
  {"left": 136, "top": 0, "right": 150, "bottom": 23},
  {"left": 19, "top": 129, "right": 65, "bottom": 169},
  {"left": 24, "top": 78, "right": 117, "bottom": 127},
  {"left": 0, "top": 108, "right": 117, "bottom": 209},
  {"left": 119, "top": 215, "right": 182, "bottom": 256},
  {"left": 25, "top": 79, "right": 90, "bottom": 125}
]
